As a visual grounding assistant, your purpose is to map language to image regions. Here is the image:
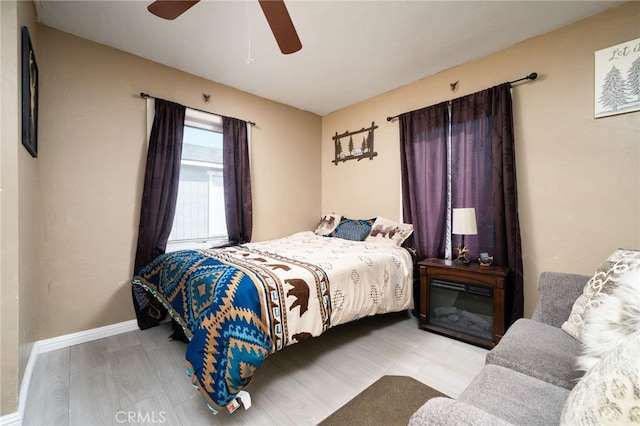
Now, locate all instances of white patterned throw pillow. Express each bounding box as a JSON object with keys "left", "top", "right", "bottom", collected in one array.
[
  {"left": 560, "top": 334, "right": 640, "bottom": 425},
  {"left": 314, "top": 214, "right": 342, "bottom": 236},
  {"left": 561, "top": 249, "right": 640, "bottom": 341},
  {"left": 576, "top": 268, "right": 640, "bottom": 372},
  {"left": 364, "top": 217, "right": 413, "bottom": 247}
]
